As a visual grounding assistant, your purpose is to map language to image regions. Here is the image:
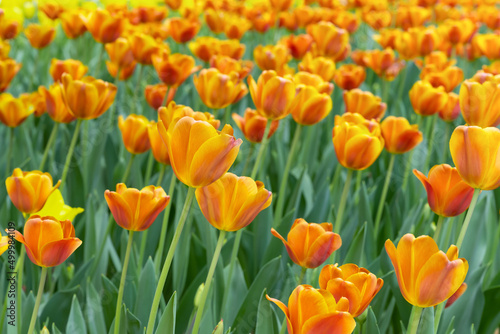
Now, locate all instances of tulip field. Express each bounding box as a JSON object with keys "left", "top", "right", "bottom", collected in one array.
[{"left": 2, "top": 0, "right": 500, "bottom": 333}]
